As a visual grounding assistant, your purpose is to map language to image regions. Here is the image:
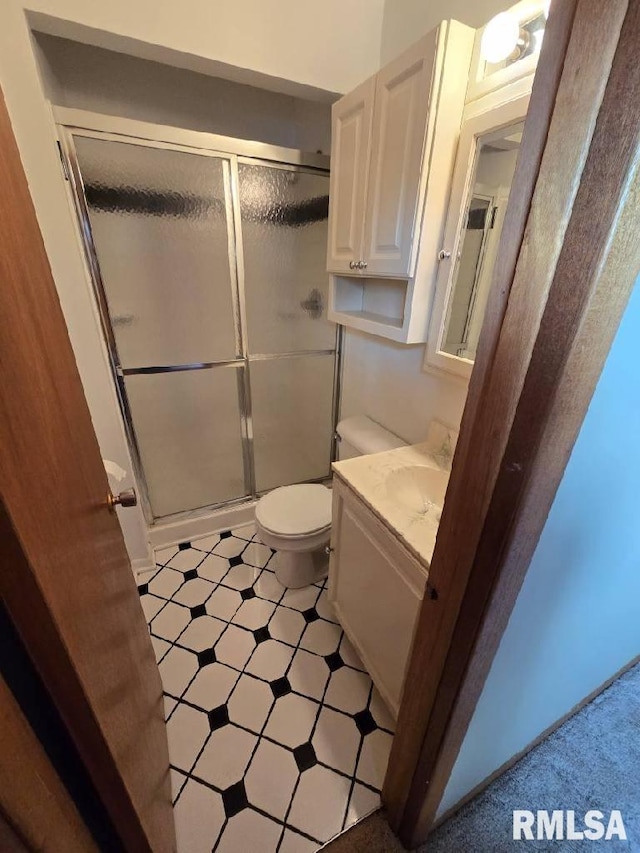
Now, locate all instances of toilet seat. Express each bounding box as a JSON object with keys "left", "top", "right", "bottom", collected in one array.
[{"left": 256, "top": 484, "right": 332, "bottom": 537}]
